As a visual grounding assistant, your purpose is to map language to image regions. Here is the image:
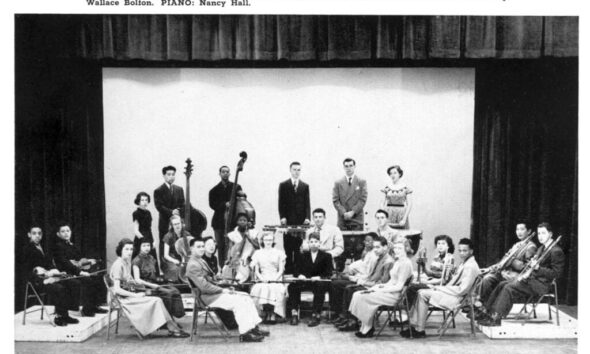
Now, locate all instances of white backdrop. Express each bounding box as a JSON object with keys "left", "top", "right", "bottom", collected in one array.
[{"left": 103, "top": 67, "right": 475, "bottom": 265}]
